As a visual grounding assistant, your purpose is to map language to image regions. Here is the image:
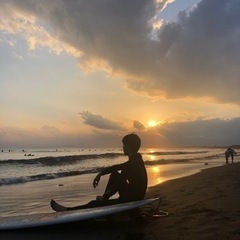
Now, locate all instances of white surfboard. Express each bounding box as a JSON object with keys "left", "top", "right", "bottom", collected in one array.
[{"left": 0, "top": 198, "right": 160, "bottom": 230}]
